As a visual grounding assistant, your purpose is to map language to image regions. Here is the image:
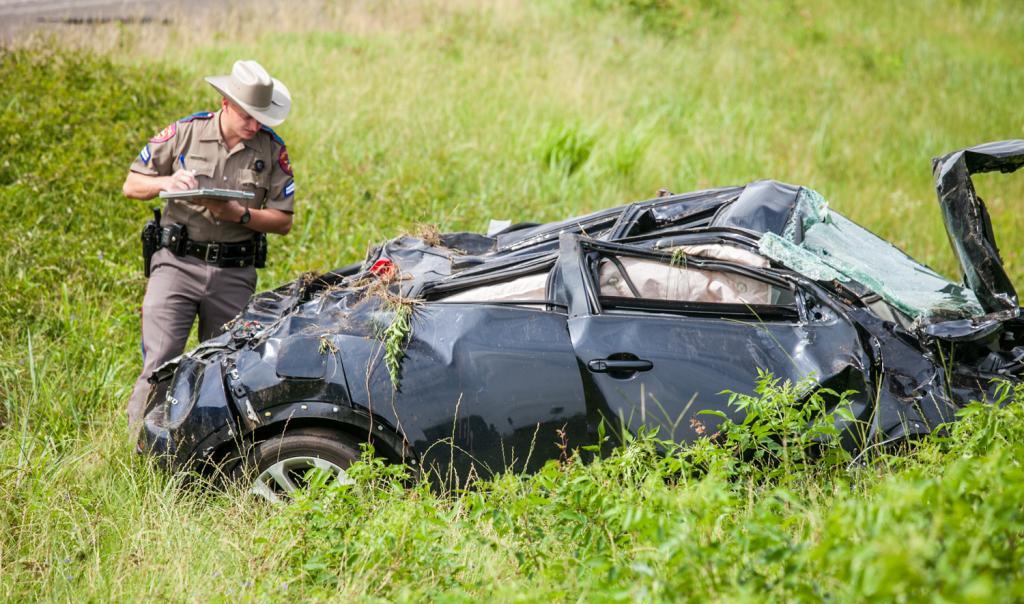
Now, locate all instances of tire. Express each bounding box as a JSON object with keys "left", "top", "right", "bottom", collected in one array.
[{"left": 236, "top": 426, "right": 361, "bottom": 503}]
